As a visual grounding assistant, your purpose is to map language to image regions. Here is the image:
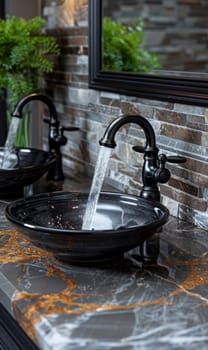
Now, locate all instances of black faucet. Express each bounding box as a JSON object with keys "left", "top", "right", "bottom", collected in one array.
[
  {"left": 99, "top": 114, "right": 186, "bottom": 202},
  {"left": 11, "top": 93, "right": 79, "bottom": 181}
]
